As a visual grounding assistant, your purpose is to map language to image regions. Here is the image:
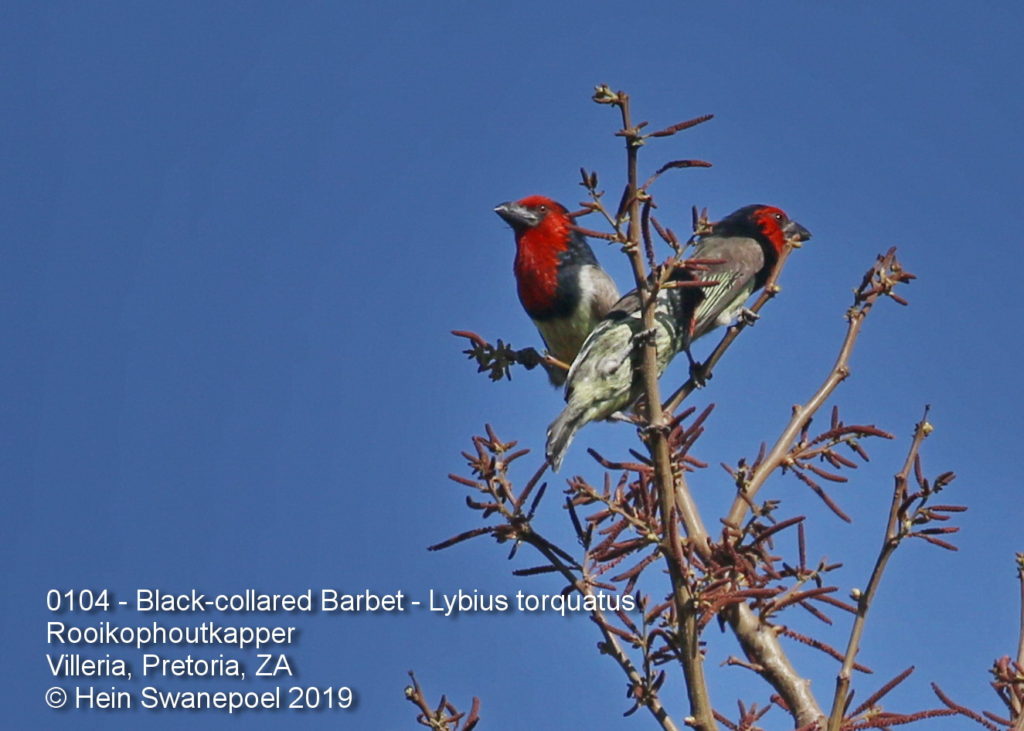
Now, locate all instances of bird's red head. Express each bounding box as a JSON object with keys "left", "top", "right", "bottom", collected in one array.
[
  {"left": 494, "top": 195, "right": 573, "bottom": 243},
  {"left": 715, "top": 204, "right": 812, "bottom": 255},
  {"left": 495, "top": 195, "right": 580, "bottom": 316}
]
